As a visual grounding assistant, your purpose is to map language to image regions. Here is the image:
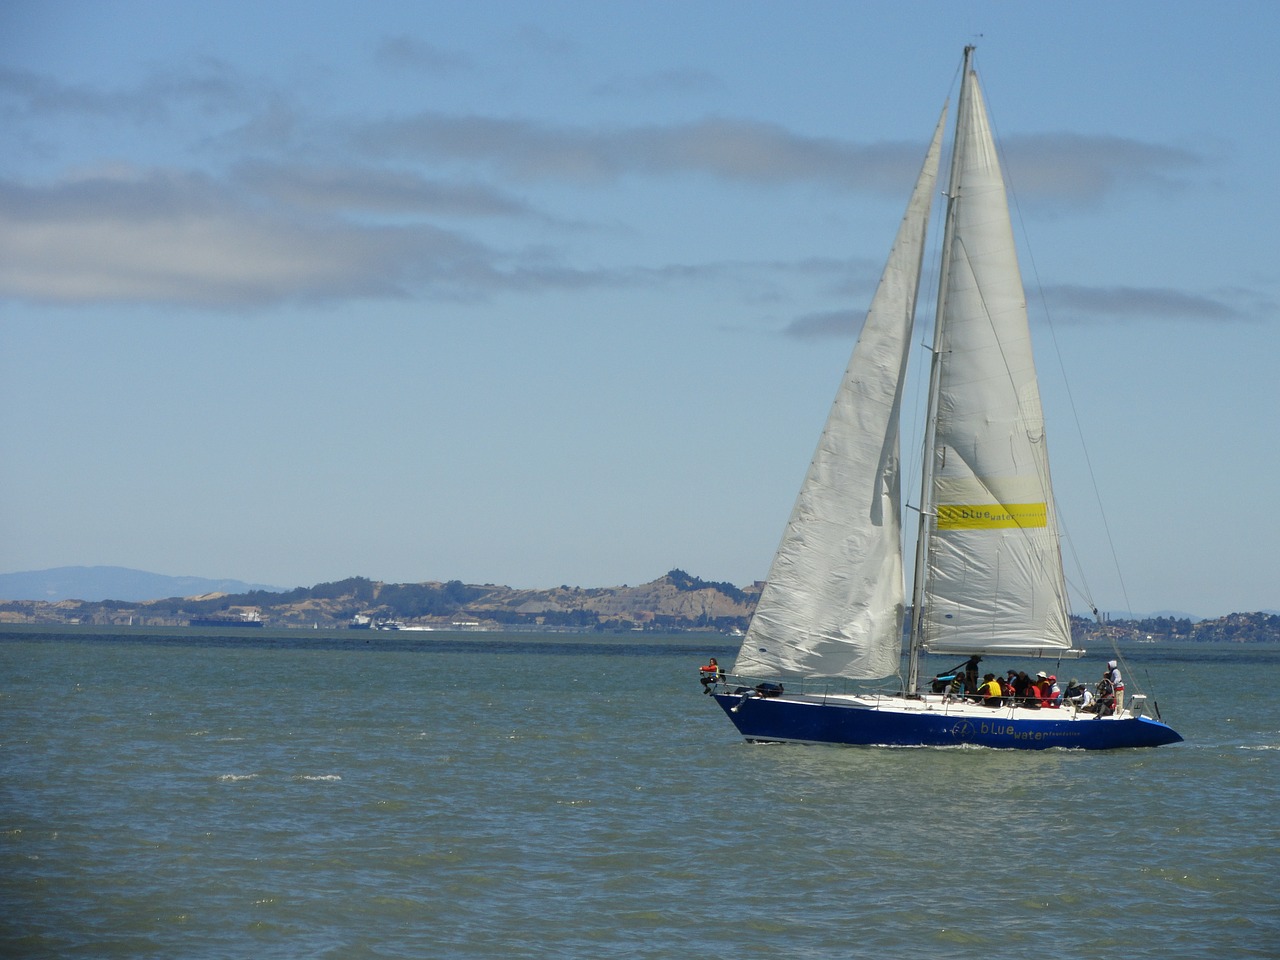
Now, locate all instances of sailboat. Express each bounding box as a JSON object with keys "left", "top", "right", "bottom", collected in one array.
[{"left": 710, "top": 47, "right": 1181, "bottom": 750}]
